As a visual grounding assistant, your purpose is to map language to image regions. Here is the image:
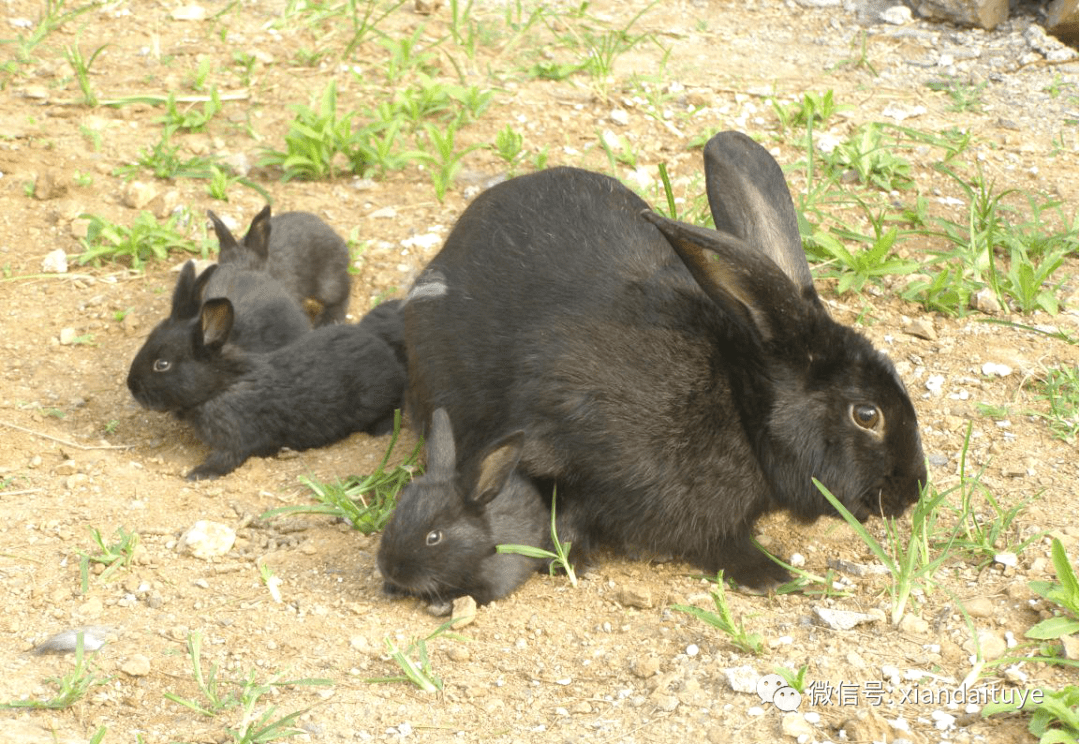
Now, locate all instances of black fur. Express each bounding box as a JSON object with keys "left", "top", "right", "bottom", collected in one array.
[
  {"left": 377, "top": 408, "right": 551, "bottom": 608},
  {"left": 401, "top": 131, "right": 927, "bottom": 589},
  {"left": 210, "top": 206, "right": 352, "bottom": 327},
  {"left": 127, "top": 286, "right": 405, "bottom": 480}
]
